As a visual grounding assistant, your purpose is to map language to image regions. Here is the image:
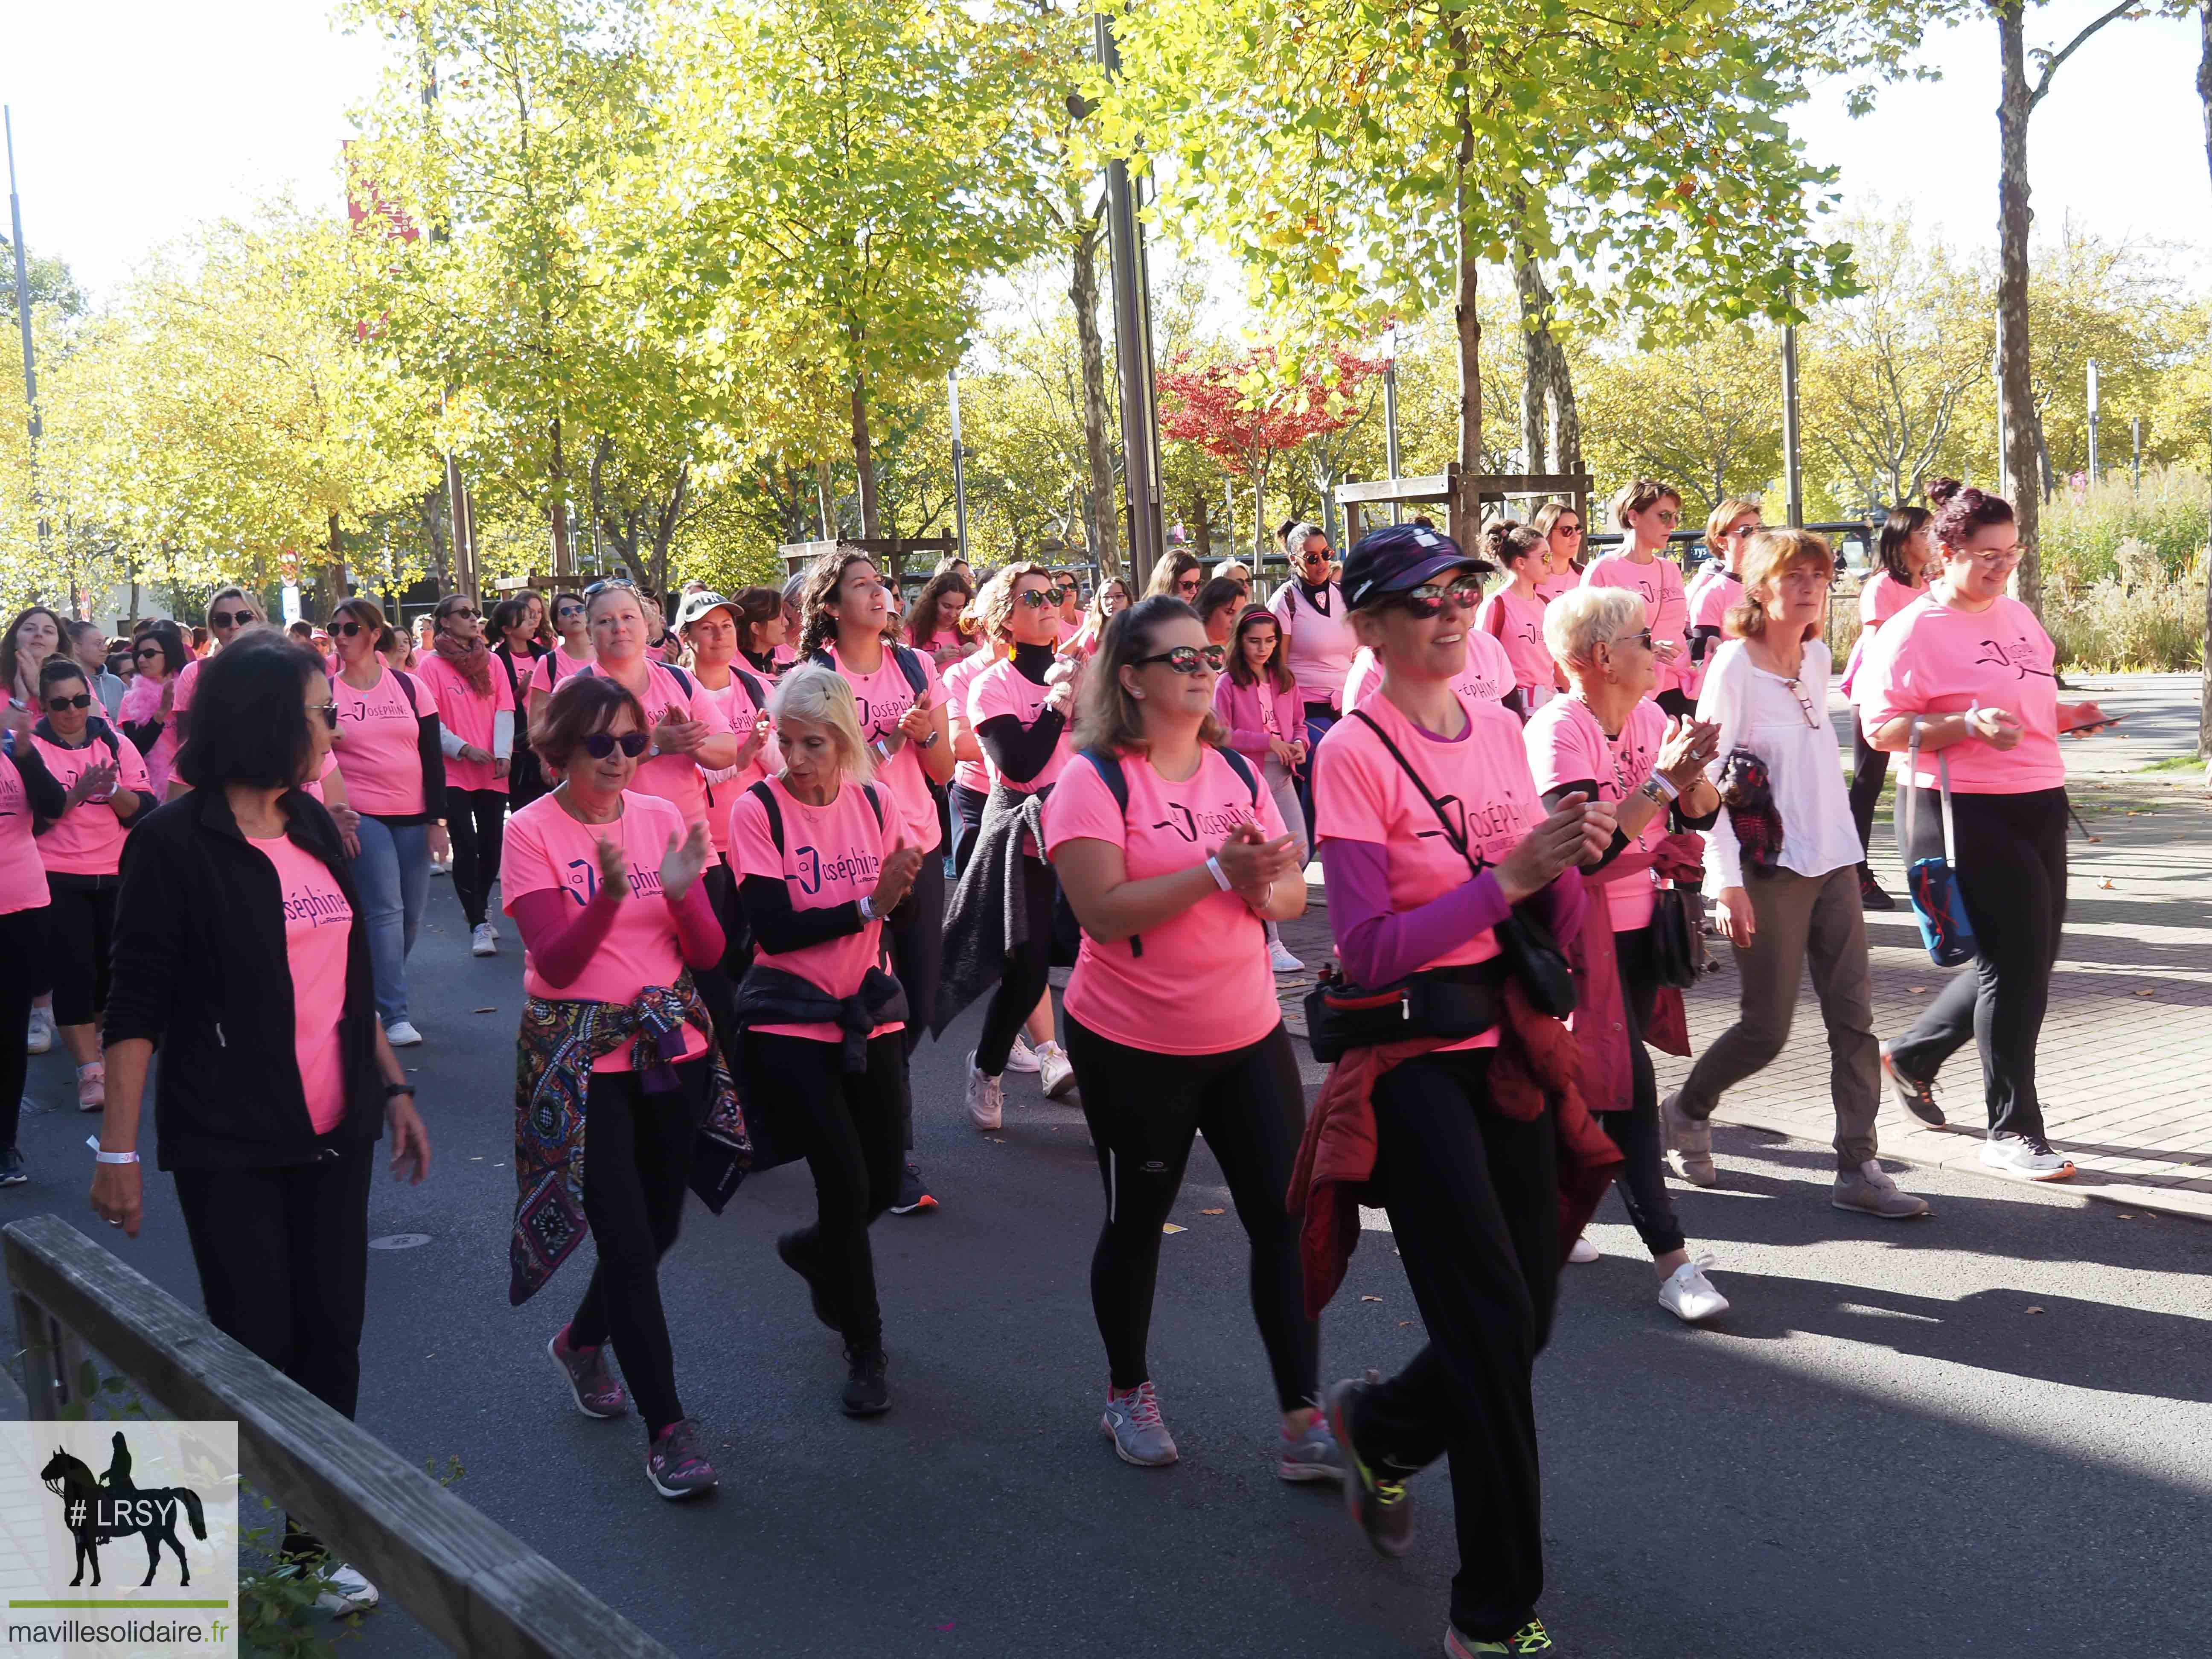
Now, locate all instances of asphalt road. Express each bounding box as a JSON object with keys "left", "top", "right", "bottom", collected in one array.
[{"left": 9, "top": 874, "right": 2211, "bottom": 1659}]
